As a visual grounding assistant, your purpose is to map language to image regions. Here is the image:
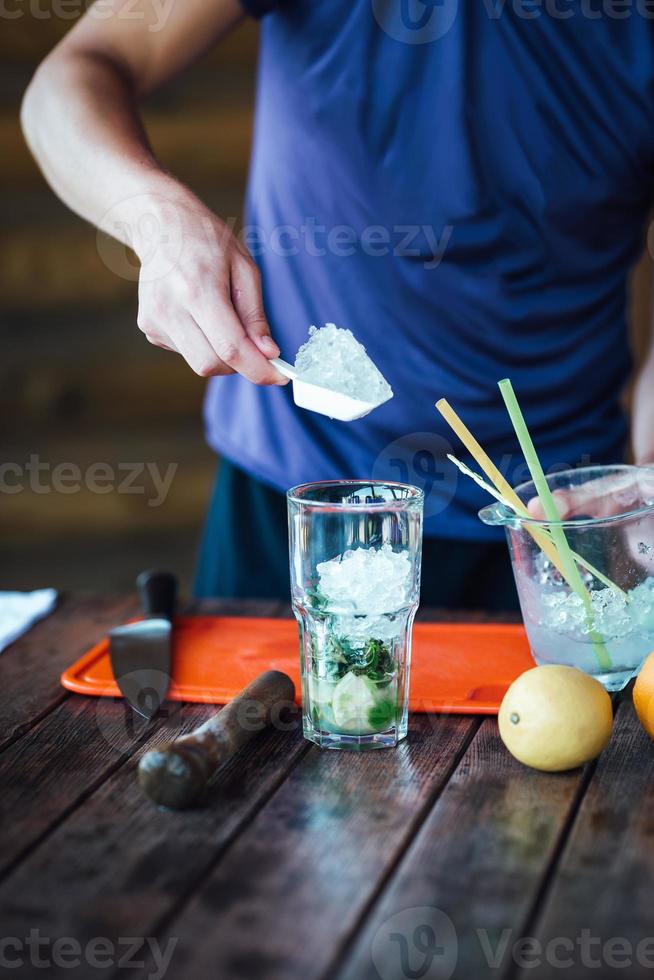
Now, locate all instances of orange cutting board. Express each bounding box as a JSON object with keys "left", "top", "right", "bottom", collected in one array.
[{"left": 60, "top": 616, "right": 534, "bottom": 714}]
